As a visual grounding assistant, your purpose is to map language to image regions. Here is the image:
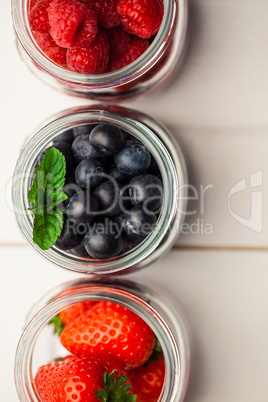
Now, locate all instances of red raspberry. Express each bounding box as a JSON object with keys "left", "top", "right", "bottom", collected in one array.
[
  {"left": 108, "top": 26, "right": 131, "bottom": 56},
  {"left": 67, "top": 29, "right": 109, "bottom": 73},
  {"left": 48, "top": 0, "right": 98, "bottom": 48},
  {"left": 29, "top": 0, "right": 50, "bottom": 33},
  {"left": 82, "top": 0, "right": 120, "bottom": 29},
  {"left": 33, "top": 31, "right": 67, "bottom": 67},
  {"left": 117, "top": 0, "right": 164, "bottom": 38},
  {"left": 109, "top": 36, "right": 149, "bottom": 71}
]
